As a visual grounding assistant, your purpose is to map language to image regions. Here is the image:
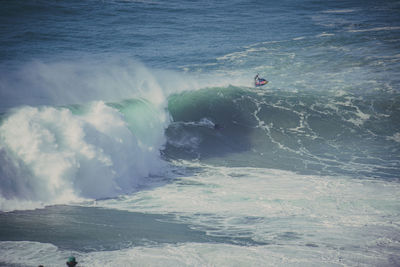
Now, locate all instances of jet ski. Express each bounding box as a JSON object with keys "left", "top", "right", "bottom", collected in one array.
[{"left": 255, "top": 78, "right": 268, "bottom": 87}]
